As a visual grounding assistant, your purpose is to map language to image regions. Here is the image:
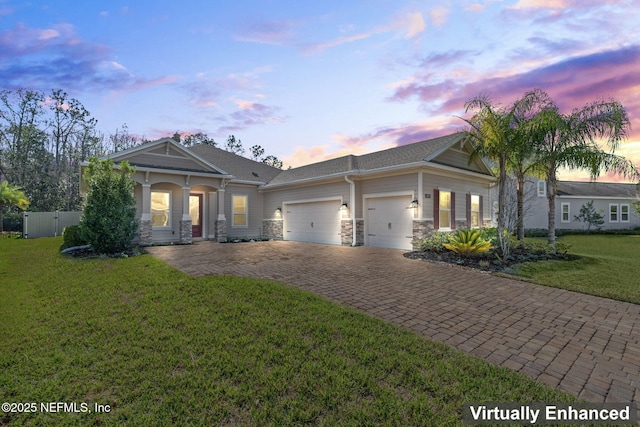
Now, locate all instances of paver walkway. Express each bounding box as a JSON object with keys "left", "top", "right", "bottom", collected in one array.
[{"left": 146, "top": 241, "right": 640, "bottom": 407}]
